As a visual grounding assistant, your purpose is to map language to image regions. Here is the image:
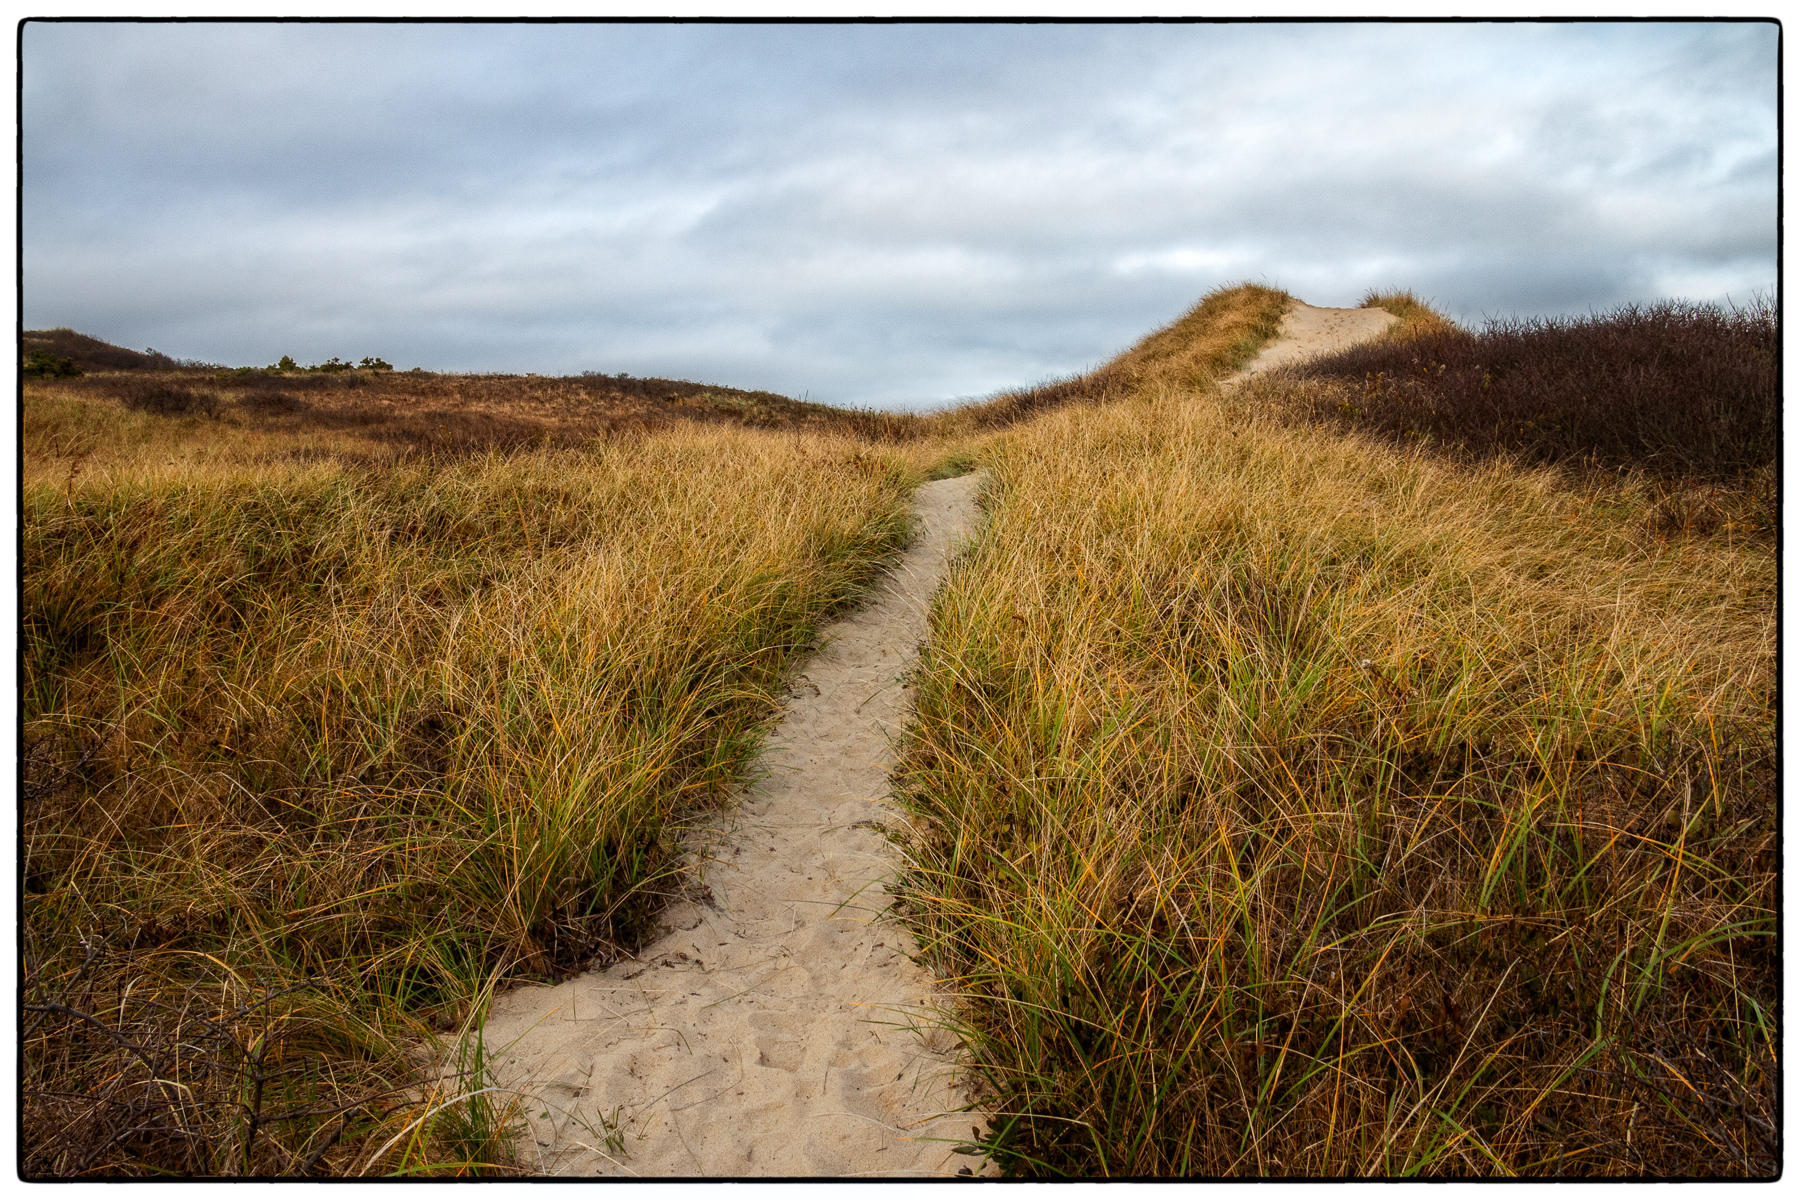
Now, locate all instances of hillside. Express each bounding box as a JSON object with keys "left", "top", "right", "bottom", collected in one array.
[
  {"left": 23, "top": 328, "right": 181, "bottom": 372},
  {"left": 898, "top": 285, "right": 1776, "bottom": 1177},
  {"left": 925, "top": 285, "right": 1290, "bottom": 434},
  {"left": 20, "top": 285, "right": 1778, "bottom": 1179},
  {"left": 24, "top": 294, "right": 1301, "bottom": 454},
  {"left": 22, "top": 357, "right": 919, "bottom": 478}
]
